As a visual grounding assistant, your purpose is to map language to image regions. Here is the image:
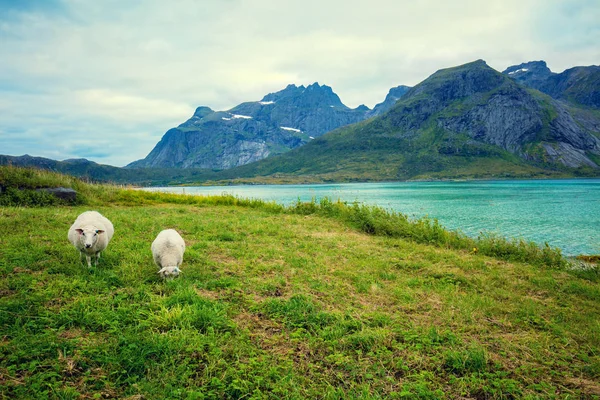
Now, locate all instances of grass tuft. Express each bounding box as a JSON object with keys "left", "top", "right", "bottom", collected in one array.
[{"left": 443, "top": 346, "right": 488, "bottom": 375}]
